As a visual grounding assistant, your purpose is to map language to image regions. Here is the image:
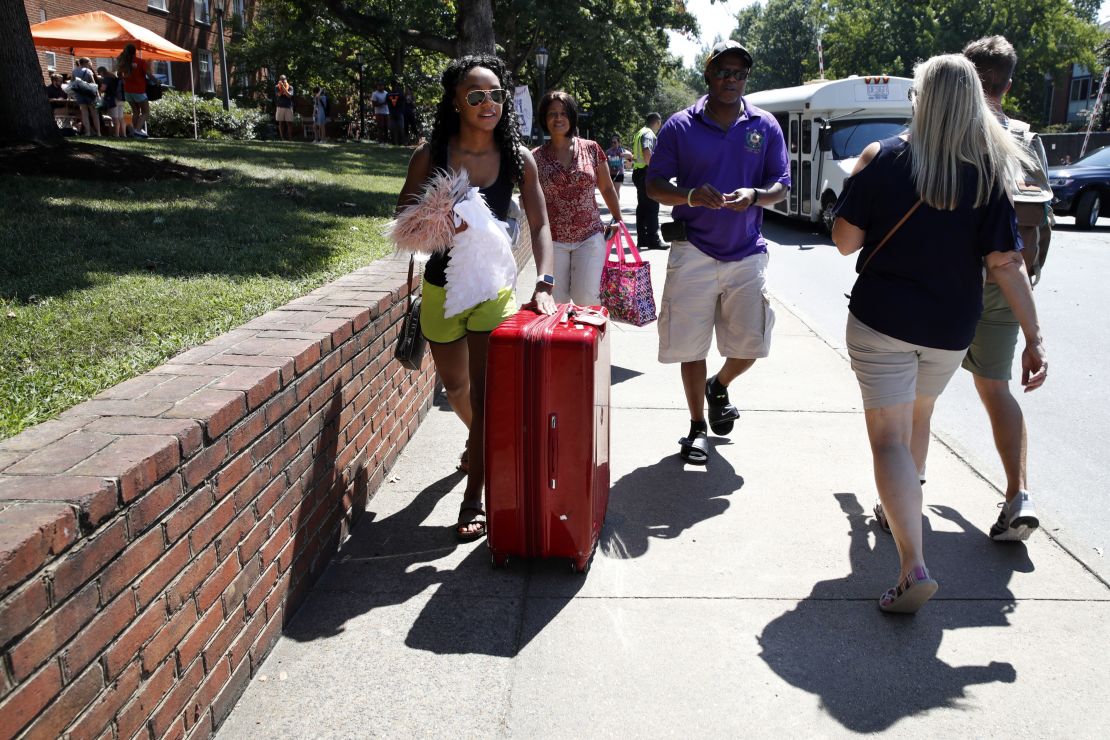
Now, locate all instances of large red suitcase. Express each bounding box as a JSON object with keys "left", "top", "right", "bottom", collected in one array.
[{"left": 484, "top": 304, "right": 611, "bottom": 573}]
